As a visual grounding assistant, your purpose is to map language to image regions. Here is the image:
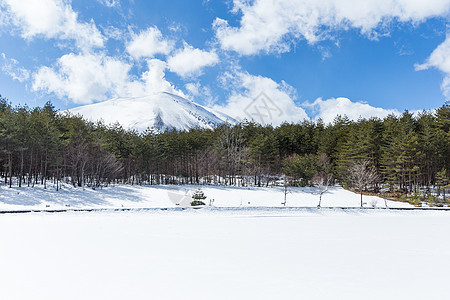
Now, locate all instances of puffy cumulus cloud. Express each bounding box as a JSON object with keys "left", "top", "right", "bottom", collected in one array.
[
  {"left": 305, "top": 97, "right": 400, "bottom": 123},
  {"left": 1, "top": 0, "right": 104, "bottom": 51},
  {"left": 1, "top": 53, "right": 30, "bottom": 82},
  {"left": 140, "top": 59, "right": 184, "bottom": 97},
  {"left": 213, "top": 70, "right": 308, "bottom": 126},
  {"left": 167, "top": 43, "right": 219, "bottom": 78},
  {"left": 416, "top": 35, "right": 450, "bottom": 74},
  {"left": 32, "top": 53, "right": 131, "bottom": 103},
  {"left": 32, "top": 53, "right": 184, "bottom": 104},
  {"left": 415, "top": 35, "right": 450, "bottom": 98},
  {"left": 214, "top": 0, "right": 450, "bottom": 55},
  {"left": 126, "top": 26, "right": 174, "bottom": 60}
]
